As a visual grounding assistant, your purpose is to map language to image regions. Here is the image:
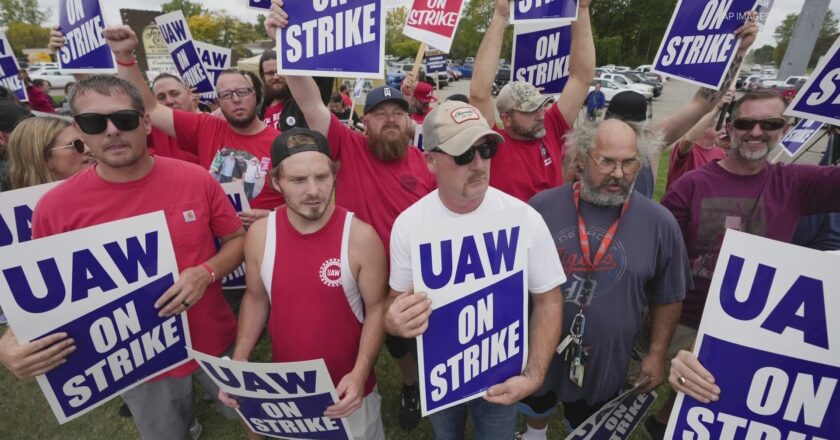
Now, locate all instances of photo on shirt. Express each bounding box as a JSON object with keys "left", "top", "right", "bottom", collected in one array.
[{"left": 209, "top": 148, "right": 271, "bottom": 201}]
